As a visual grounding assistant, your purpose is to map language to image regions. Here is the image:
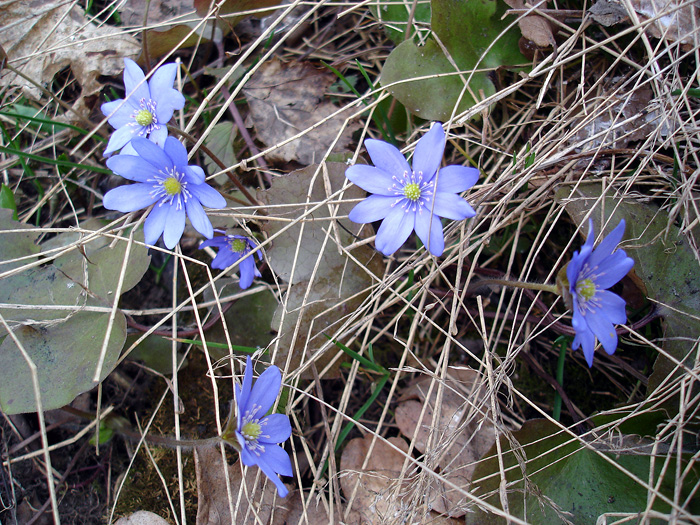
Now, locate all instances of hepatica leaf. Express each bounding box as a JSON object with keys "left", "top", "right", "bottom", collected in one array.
[
  {"left": 0, "top": 214, "right": 150, "bottom": 414},
  {"left": 381, "top": 0, "right": 526, "bottom": 121},
  {"left": 370, "top": 0, "right": 432, "bottom": 44}
]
